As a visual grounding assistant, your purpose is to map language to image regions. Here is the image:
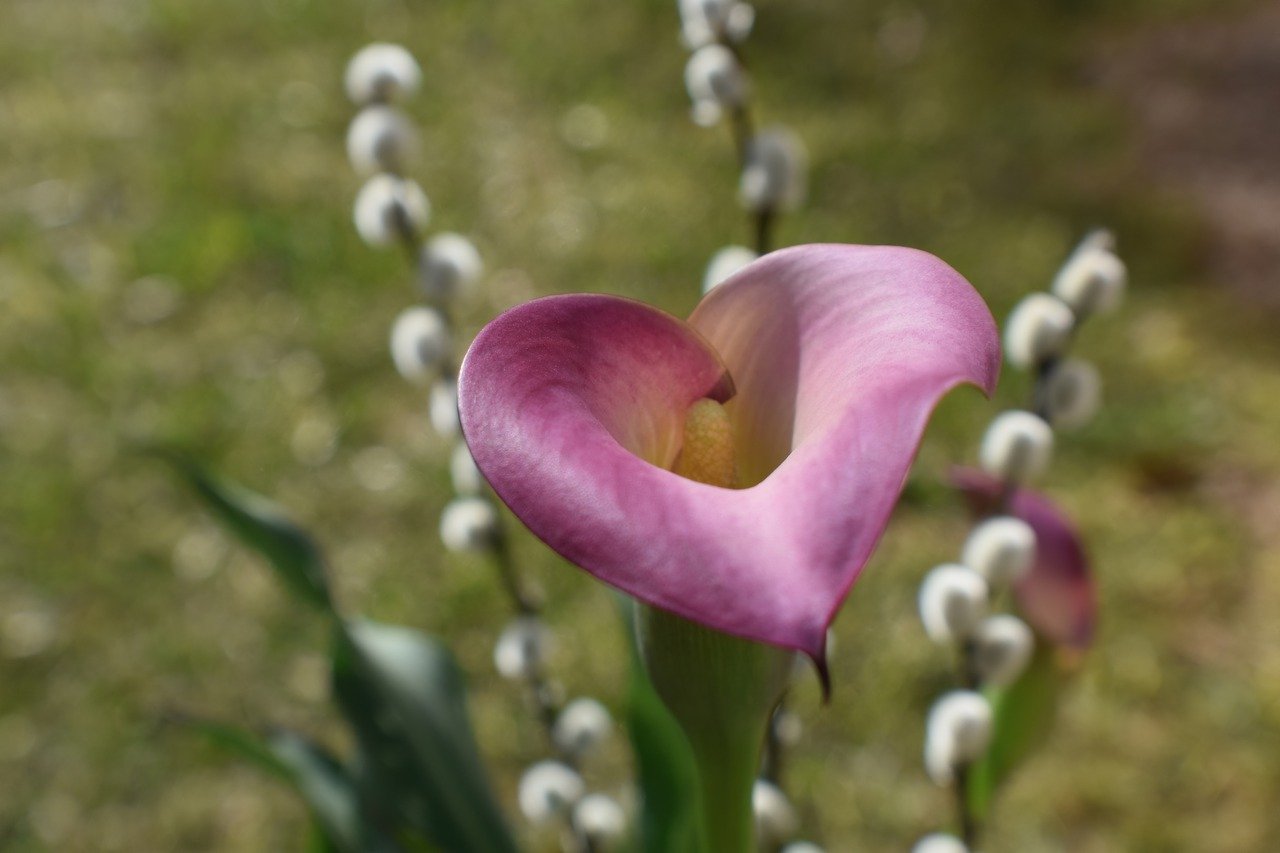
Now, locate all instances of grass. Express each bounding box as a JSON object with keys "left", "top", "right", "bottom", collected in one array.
[{"left": 2, "top": 0, "right": 1278, "bottom": 849}]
